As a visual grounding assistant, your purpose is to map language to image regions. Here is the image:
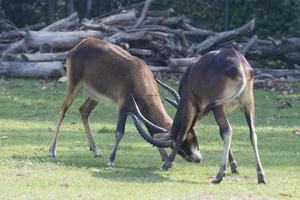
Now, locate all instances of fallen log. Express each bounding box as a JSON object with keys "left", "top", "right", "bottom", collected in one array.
[
  {"left": 105, "top": 31, "right": 152, "bottom": 43},
  {"left": 181, "top": 23, "right": 215, "bottom": 37},
  {"left": 241, "top": 35, "right": 258, "bottom": 55},
  {"left": 247, "top": 38, "right": 300, "bottom": 60},
  {"left": 61, "top": 18, "right": 79, "bottom": 31},
  {"left": 0, "top": 30, "right": 26, "bottom": 39},
  {"left": 189, "top": 19, "right": 255, "bottom": 55},
  {"left": 128, "top": 48, "right": 152, "bottom": 56},
  {"left": 132, "top": 24, "right": 214, "bottom": 37},
  {"left": 95, "top": 2, "right": 144, "bottom": 19},
  {"left": 1, "top": 13, "right": 79, "bottom": 56},
  {"left": 0, "top": 40, "right": 26, "bottom": 56},
  {"left": 158, "top": 16, "right": 185, "bottom": 28},
  {"left": 23, "top": 22, "right": 47, "bottom": 31},
  {"left": 150, "top": 65, "right": 187, "bottom": 72},
  {"left": 168, "top": 57, "right": 199, "bottom": 68},
  {"left": 134, "top": 0, "right": 153, "bottom": 28},
  {"left": 0, "top": 43, "right": 9, "bottom": 50},
  {"left": 0, "top": 61, "right": 65, "bottom": 78},
  {"left": 150, "top": 60, "right": 300, "bottom": 82},
  {"left": 146, "top": 8, "right": 174, "bottom": 17},
  {"left": 254, "top": 68, "right": 300, "bottom": 79},
  {"left": 41, "top": 12, "right": 78, "bottom": 31},
  {"left": 82, "top": 21, "right": 119, "bottom": 32},
  {"left": 21, "top": 51, "right": 68, "bottom": 62},
  {"left": 282, "top": 52, "right": 300, "bottom": 65},
  {"left": 25, "top": 30, "right": 104, "bottom": 49},
  {"left": 96, "top": 10, "right": 136, "bottom": 25},
  {"left": 1, "top": 54, "right": 23, "bottom": 61}
]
